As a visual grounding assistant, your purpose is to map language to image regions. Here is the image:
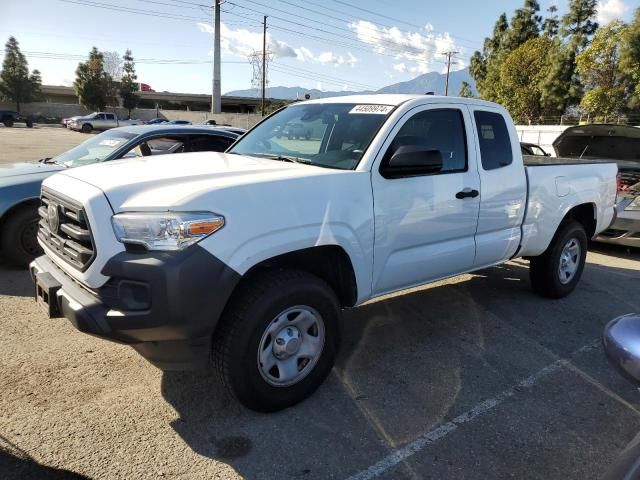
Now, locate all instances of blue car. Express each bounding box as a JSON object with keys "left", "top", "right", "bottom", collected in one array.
[{"left": 0, "top": 125, "right": 240, "bottom": 266}]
